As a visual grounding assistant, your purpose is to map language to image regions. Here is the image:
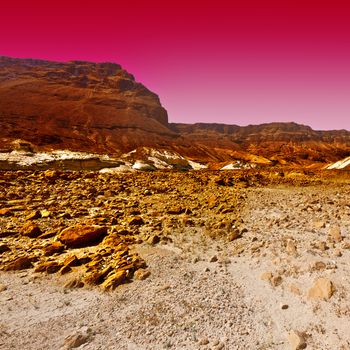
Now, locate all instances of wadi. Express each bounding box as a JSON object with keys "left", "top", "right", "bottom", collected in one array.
[{"left": 0, "top": 57, "right": 350, "bottom": 350}]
